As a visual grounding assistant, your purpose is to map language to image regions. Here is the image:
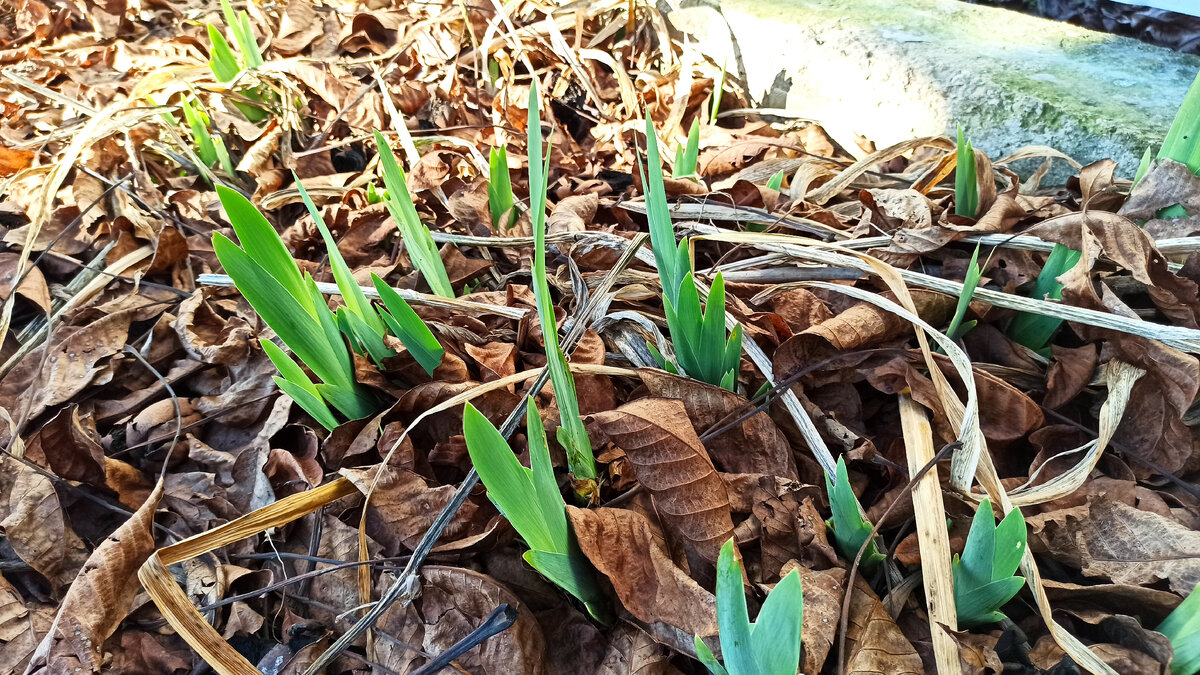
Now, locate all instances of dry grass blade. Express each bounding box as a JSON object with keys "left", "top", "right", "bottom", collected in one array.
[
  {"left": 197, "top": 273, "right": 527, "bottom": 320},
  {"left": 694, "top": 228, "right": 1200, "bottom": 354},
  {"left": 138, "top": 479, "right": 361, "bottom": 675},
  {"left": 897, "top": 393, "right": 960, "bottom": 675},
  {"left": 1007, "top": 360, "right": 1143, "bottom": 506}
]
